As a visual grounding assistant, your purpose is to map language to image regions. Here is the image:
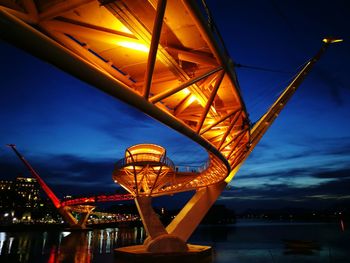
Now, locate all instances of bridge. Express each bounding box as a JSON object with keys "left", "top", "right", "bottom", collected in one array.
[
  {"left": 7, "top": 144, "right": 134, "bottom": 228},
  {"left": 0, "top": 0, "right": 340, "bottom": 258},
  {"left": 61, "top": 193, "right": 133, "bottom": 206}
]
